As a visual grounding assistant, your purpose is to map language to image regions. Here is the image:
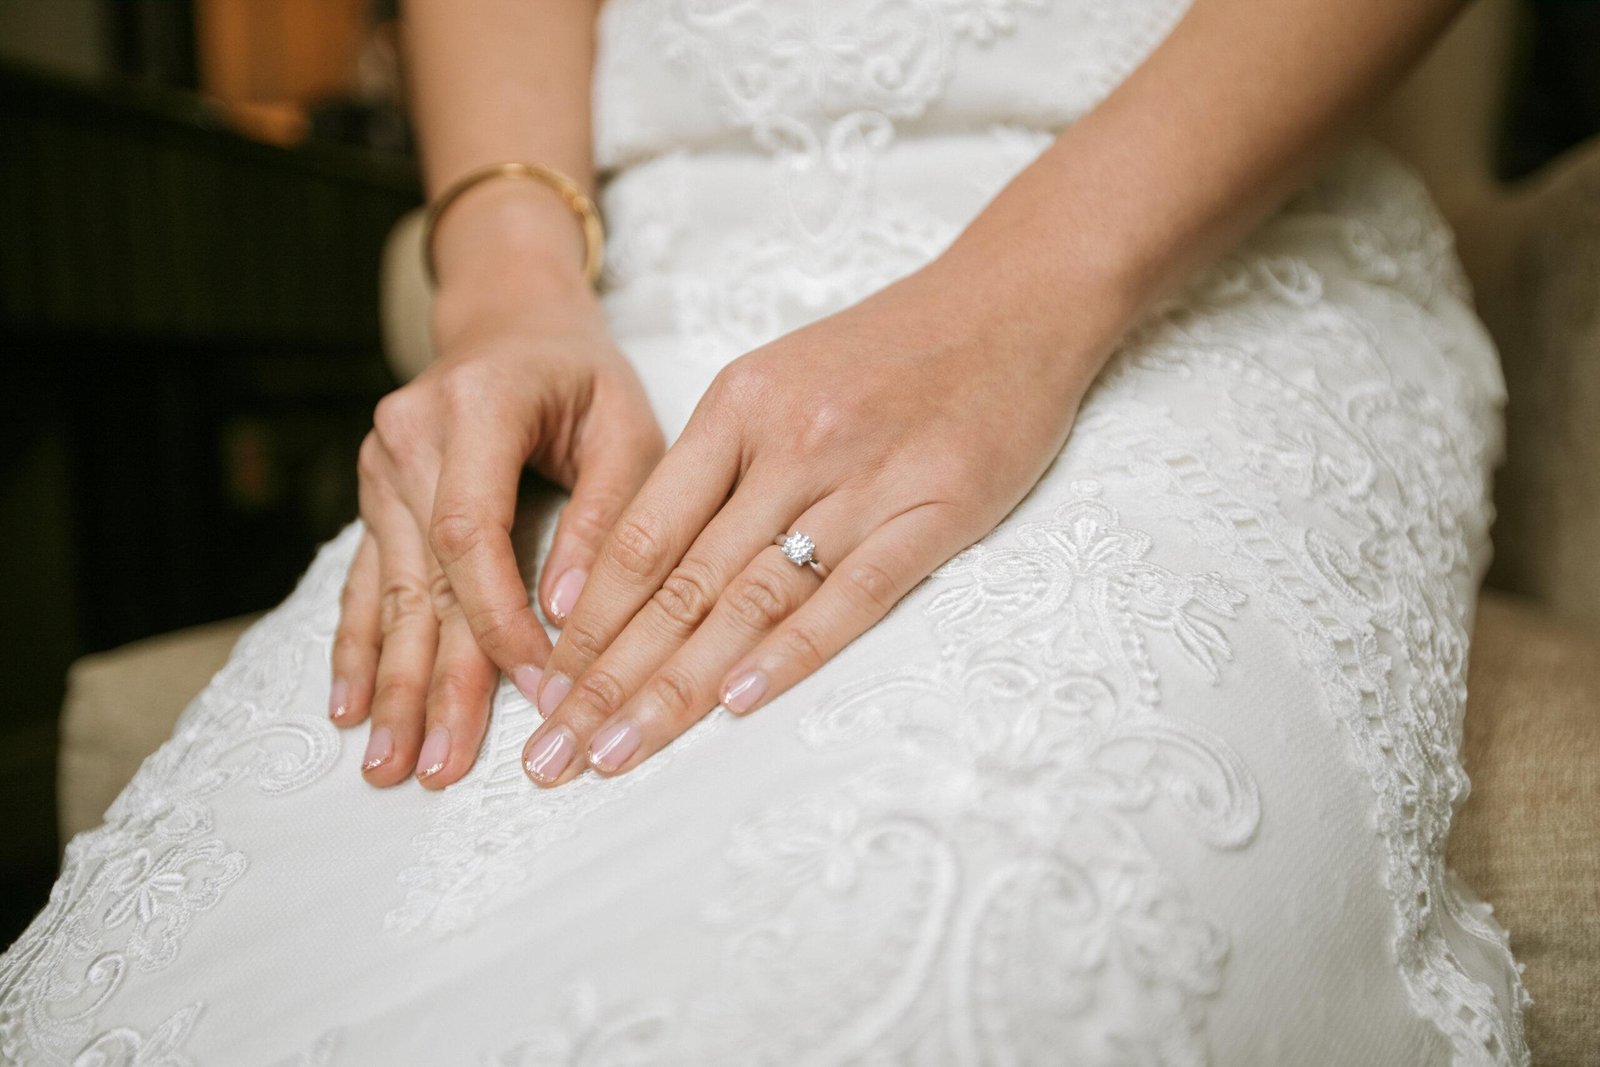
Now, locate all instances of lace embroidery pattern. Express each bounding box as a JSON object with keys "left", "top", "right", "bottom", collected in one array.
[
  {"left": 486, "top": 492, "right": 1259, "bottom": 1064},
  {"left": 1062, "top": 177, "right": 1529, "bottom": 1060},
  {"left": 383, "top": 677, "right": 729, "bottom": 938},
  {"left": 692, "top": 492, "right": 1258, "bottom": 1063},
  {"left": 596, "top": 0, "right": 1189, "bottom": 359},
  {"left": 0, "top": 525, "right": 357, "bottom": 1065}
]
